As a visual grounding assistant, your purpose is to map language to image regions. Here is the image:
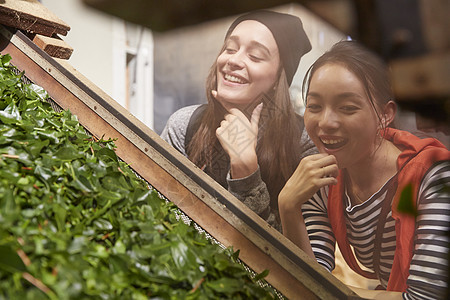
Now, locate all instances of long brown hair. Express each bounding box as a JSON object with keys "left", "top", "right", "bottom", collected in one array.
[{"left": 187, "top": 44, "right": 304, "bottom": 210}]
